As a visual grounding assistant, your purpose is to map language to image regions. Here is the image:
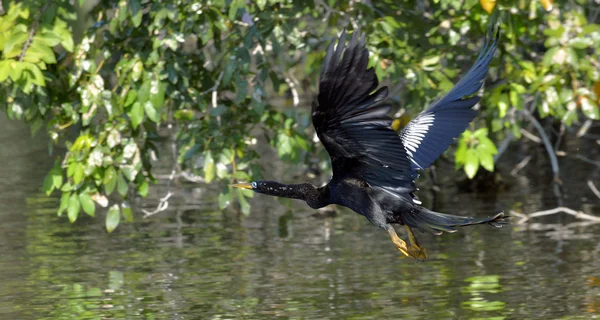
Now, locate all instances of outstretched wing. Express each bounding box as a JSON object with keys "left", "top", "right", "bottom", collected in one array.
[
  {"left": 312, "top": 30, "right": 415, "bottom": 193},
  {"left": 400, "top": 15, "right": 501, "bottom": 177}
]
